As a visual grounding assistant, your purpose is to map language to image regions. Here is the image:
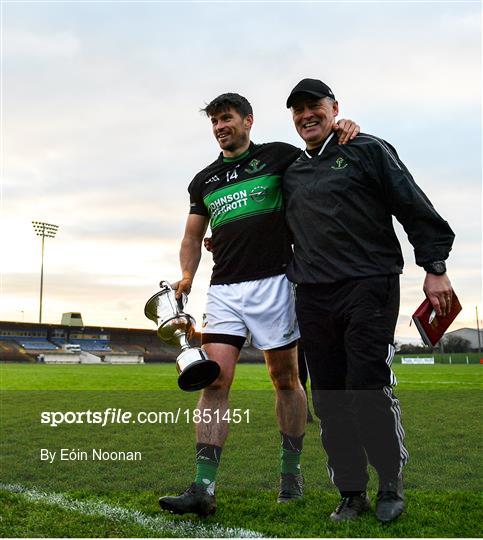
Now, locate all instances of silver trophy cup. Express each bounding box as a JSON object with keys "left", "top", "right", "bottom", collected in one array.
[{"left": 144, "top": 281, "right": 220, "bottom": 391}]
